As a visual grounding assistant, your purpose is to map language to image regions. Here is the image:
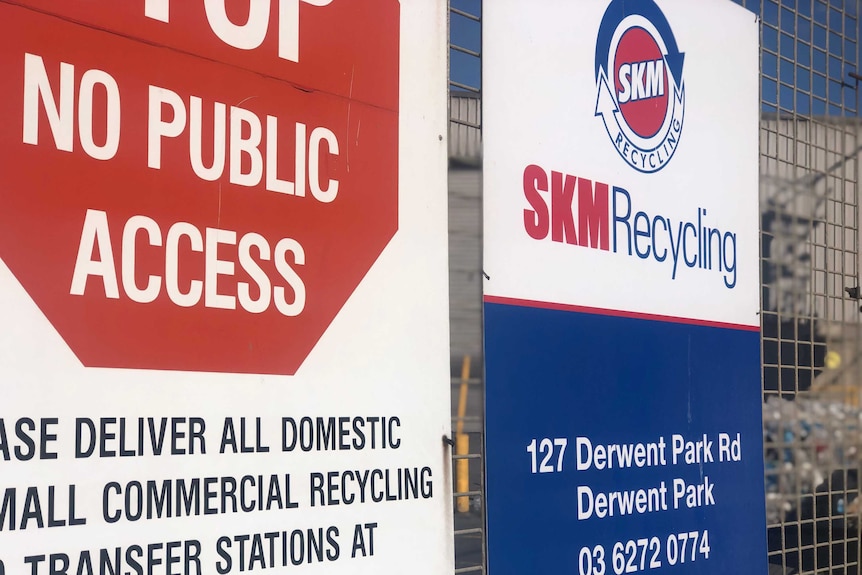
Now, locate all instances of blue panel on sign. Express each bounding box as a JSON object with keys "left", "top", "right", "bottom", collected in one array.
[{"left": 484, "top": 302, "right": 767, "bottom": 575}]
